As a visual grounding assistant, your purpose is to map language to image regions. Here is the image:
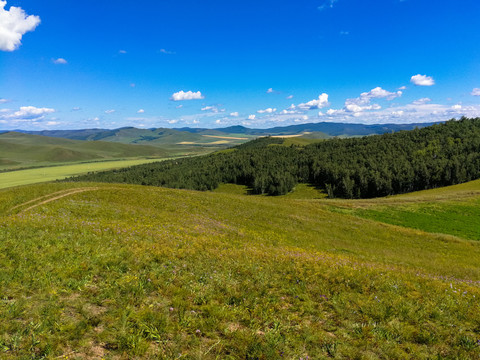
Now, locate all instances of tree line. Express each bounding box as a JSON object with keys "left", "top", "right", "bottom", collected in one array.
[{"left": 67, "top": 117, "right": 480, "bottom": 198}]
